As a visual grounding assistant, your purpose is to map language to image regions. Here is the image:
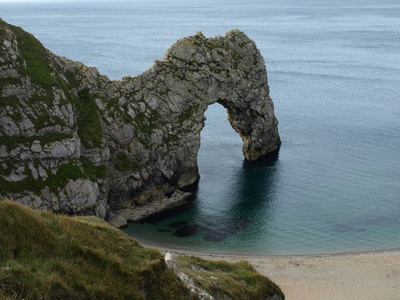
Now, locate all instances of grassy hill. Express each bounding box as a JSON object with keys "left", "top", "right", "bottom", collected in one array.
[
  {"left": 0, "top": 201, "right": 192, "bottom": 299},
  {"left": 0, "top": 201, "right": 284, "bottom": 299}
]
